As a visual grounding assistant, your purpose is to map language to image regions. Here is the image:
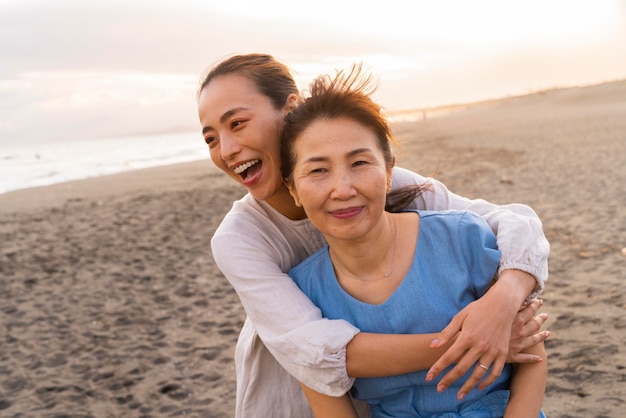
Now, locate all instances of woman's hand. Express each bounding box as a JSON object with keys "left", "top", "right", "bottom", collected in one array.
[
  {"left": 507, "top": 299, "right": 550, "bottom": 365},
  {"left": 424, "top": 271, "right": 549, "bottom": 400},
  {"left": 460, "top": 299, "right": 549, "bottom": 396}
]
